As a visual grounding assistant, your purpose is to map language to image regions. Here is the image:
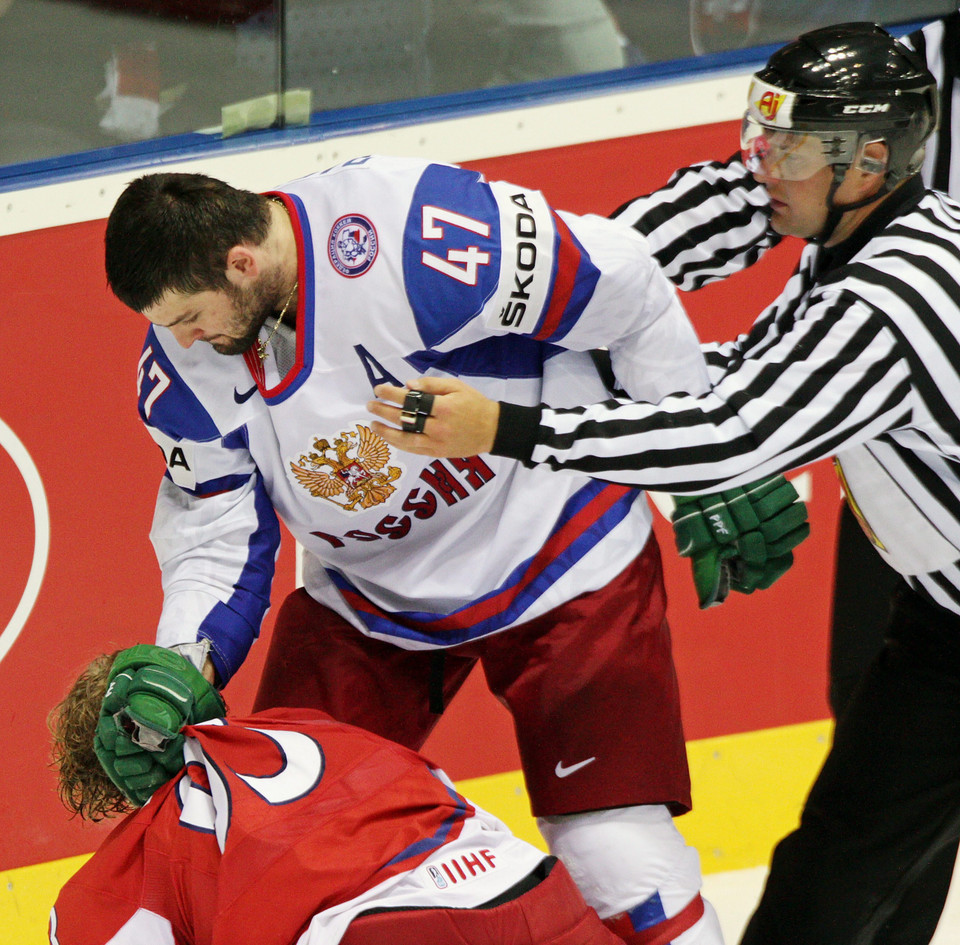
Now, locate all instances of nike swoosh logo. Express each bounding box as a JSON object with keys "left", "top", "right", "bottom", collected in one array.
[
  {"left": 554, "top": 757, "right": 596, "bottom": 778},
  {"left": 234, "top": 385, "right": 258, "bottom": 404}
]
